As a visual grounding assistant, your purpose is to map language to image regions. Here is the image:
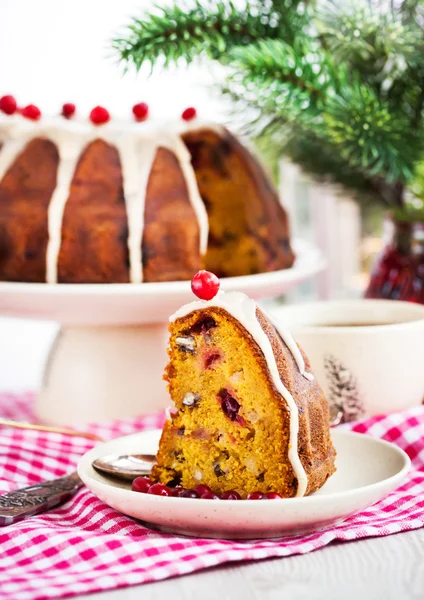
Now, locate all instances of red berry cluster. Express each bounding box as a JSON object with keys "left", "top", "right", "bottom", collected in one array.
[
  {"left": 0, "top": 95, "right": 42, "bottom": 121},
  {"left": 1, "top": 95, "right": 199, "bottom": 126},
  {"left": 366, "top": 240, "right": 424, "bottom": 303},
  {"left": 131, "top": 477, "right": 282, "bottom": 500}
]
